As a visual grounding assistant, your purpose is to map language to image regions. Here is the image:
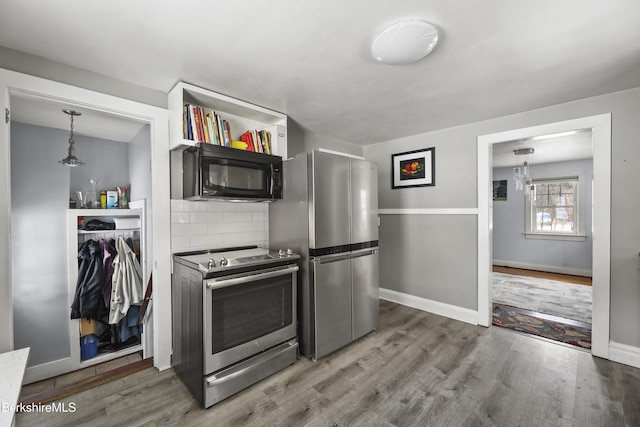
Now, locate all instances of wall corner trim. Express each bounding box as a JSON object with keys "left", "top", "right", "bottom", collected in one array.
[{"left": 380, "top": 288, "right": 479, "bottom": 325}]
